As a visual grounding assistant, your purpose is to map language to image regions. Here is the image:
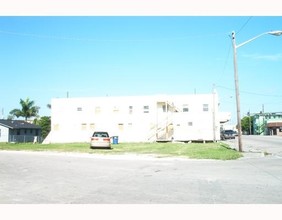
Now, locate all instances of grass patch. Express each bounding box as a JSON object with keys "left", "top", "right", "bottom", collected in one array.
[{"left": 0, "top": 142, "right": 242, "bottom": 160}]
